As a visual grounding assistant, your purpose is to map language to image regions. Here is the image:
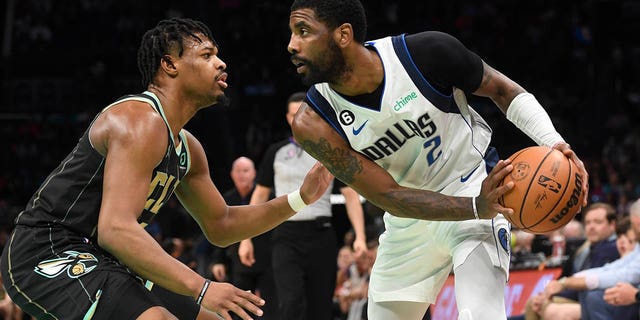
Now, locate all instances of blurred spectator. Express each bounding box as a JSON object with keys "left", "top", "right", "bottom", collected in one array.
[
  {"left": 0, "top": 274, "right": 25, "bottom": 320},
  {"left": 543, "top": 200, "right": 640, "bottom": 320},
  {"left": 333, "top": 245, "right": 355, "bottom": 320},
  {"left": 162, "top": 237, "right": 198, "bottom": 271},
  {"left": 337, "top": 240, "right": 378, "bottom": 320},
  {"left": 615, "top": 217, "right": 637, "bottom": 258},
  {"left": 523, "top": 203, "right": 618, "bottom": 320}
]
